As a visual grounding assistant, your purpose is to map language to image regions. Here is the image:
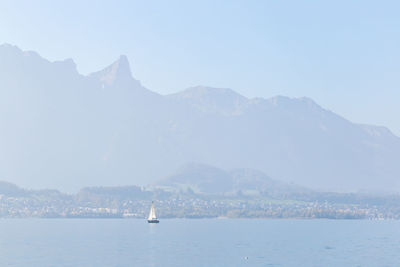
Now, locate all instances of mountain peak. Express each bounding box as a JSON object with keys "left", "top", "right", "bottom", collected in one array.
[
  {"left": 89, "top": 55, "right": 140, "bottom": 88},
  {"left": 173, "top": 86, "right": 247, "bottom": 99},
  {"left": 115, "top": 55, "right": 130, "bottom": 72},
  {"left": 168, "top": 86, "right": 249, "bottom": 115},
  {"left": 266, "top": 95, "right": 325, "bottom": 113},
  {"left": 0, "top": 43, "right": 21, "bottom": 52},
  {"left": 0, "top": 43, "right": 43, "bottom": 61}
]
